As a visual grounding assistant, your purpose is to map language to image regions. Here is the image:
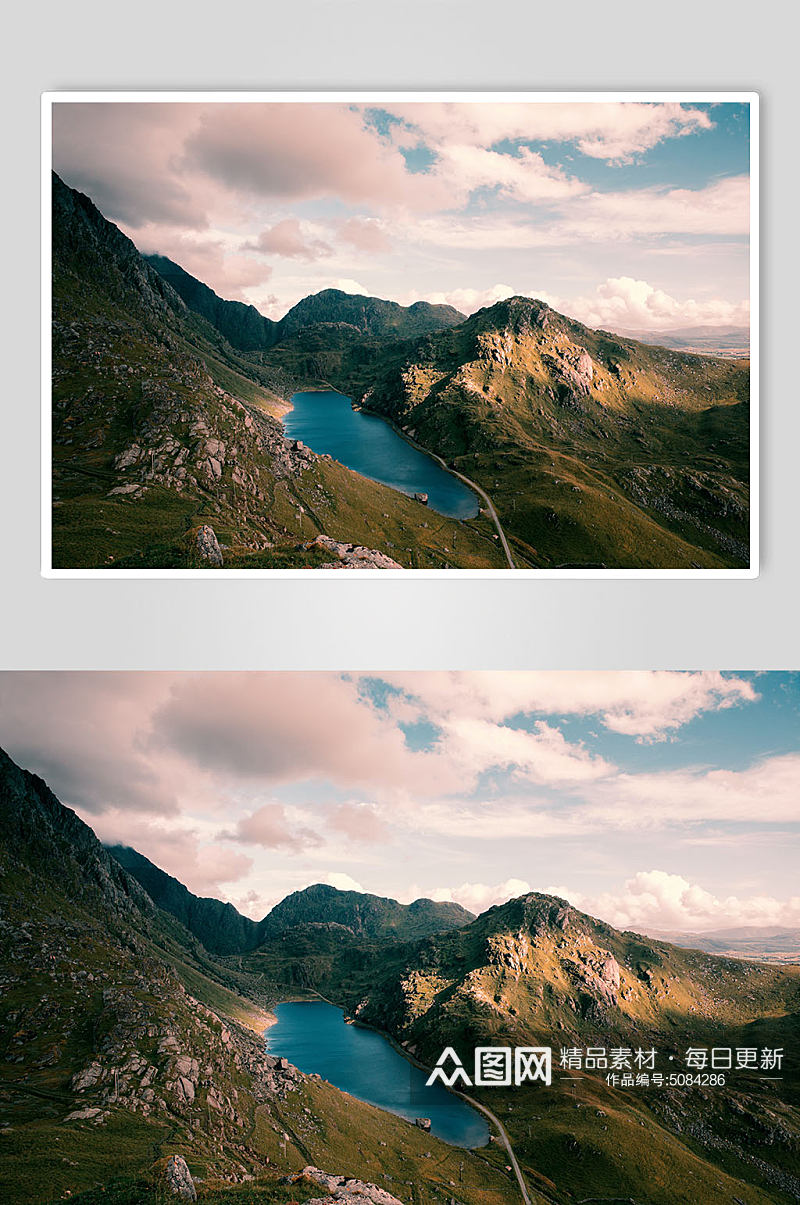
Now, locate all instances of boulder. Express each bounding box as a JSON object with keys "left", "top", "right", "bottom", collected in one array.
[
  {"left": 165, "top": 1154, "right": 197, "bottom": 1200},
  {"left": 195, "top": 524, "right": 223, "bottom": 567}
]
